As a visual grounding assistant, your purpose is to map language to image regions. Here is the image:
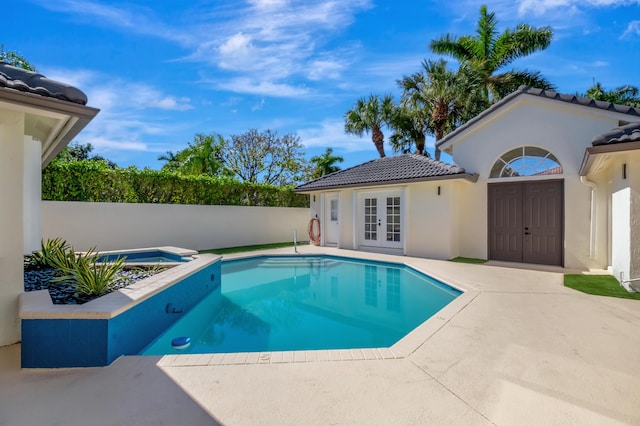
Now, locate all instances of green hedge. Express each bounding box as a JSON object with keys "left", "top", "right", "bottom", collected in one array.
[{"left": 42, "top": 161, "right": 309, "bottom": 207}]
